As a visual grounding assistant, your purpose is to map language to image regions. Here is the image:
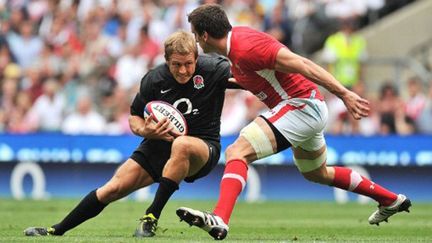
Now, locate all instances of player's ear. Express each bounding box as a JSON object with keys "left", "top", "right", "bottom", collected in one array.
[{"left": 202, "top": 31, "right": 209, "bottom": 42}]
